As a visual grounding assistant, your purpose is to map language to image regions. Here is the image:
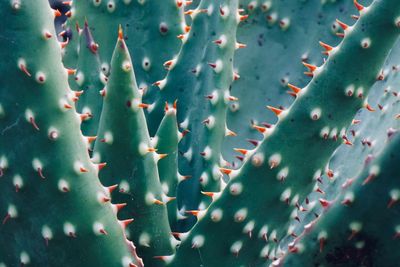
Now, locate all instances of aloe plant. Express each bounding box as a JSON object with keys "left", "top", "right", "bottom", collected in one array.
[{"left": 1, "top": 0, "right": 400, "bottom": 266}]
